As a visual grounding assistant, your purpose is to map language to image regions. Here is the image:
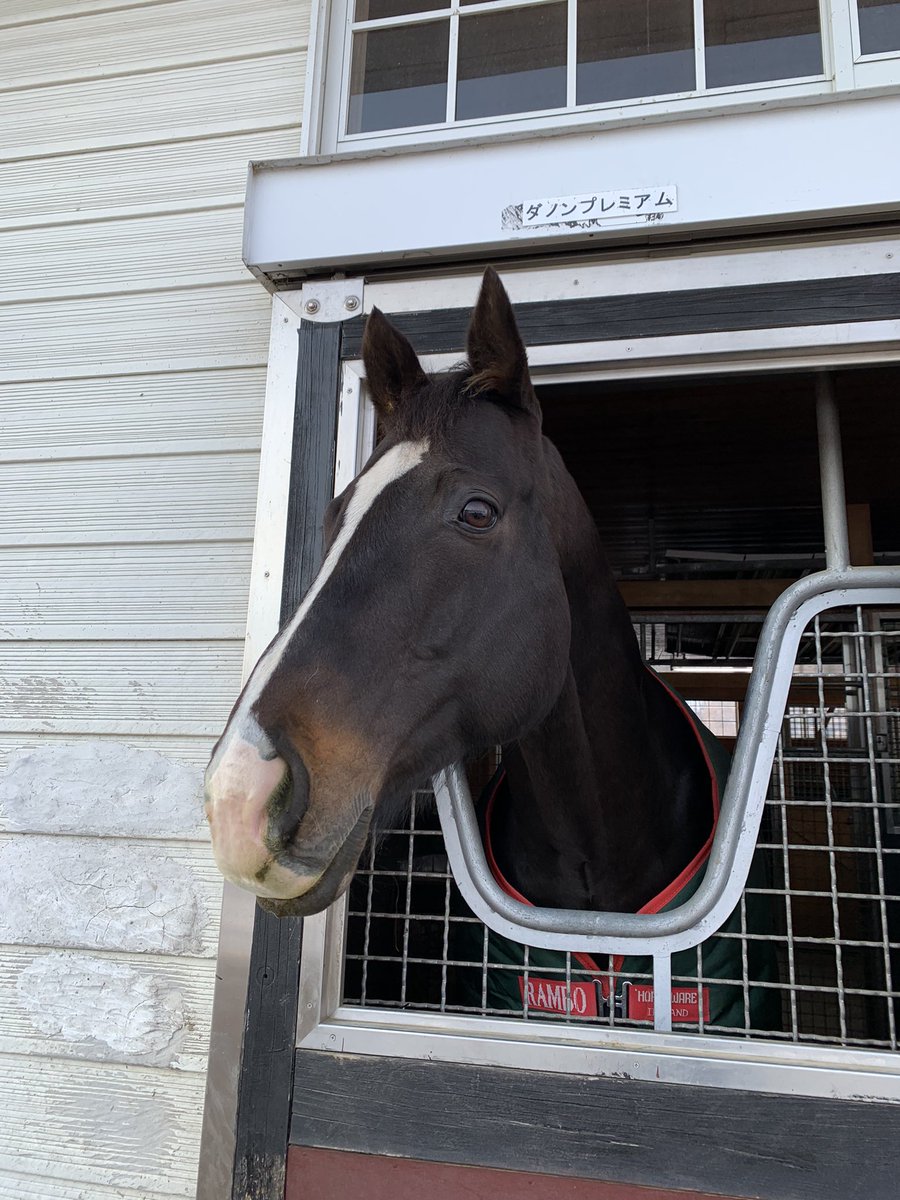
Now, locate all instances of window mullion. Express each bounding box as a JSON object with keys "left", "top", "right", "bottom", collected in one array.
[
  {"left": 828, "top": 0, "right": 857, "bottom": 89},
  {"left": 693, "top": 0, "right": 707, "bottom": 91},
  {"left": 447, "top": 1, "right": 459, "bottom": 122},
  {"left": 566, "top": 0, "right": 577, "bottom": 108}
]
